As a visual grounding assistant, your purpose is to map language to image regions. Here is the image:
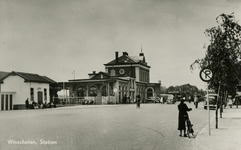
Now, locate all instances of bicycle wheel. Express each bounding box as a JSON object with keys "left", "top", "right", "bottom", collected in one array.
[{"left": 185, "top": 120, "right": 191, "bottom": 138}]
